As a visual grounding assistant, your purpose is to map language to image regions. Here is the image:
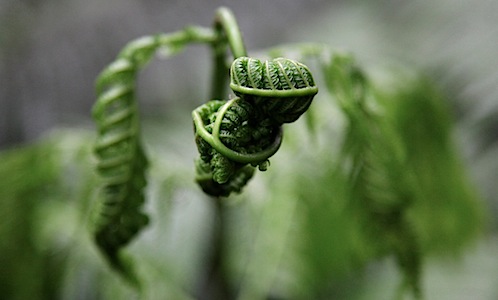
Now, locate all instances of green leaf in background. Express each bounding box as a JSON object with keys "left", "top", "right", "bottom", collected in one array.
[
  {"left": 0, "top": 141, "right": 60, "bottom": 300},
  {"left": 373, "top": 72, "right": 484, "bottom": 254},
  {"left": 0, "top": 130, "right": 99, "bottom": 299}
]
